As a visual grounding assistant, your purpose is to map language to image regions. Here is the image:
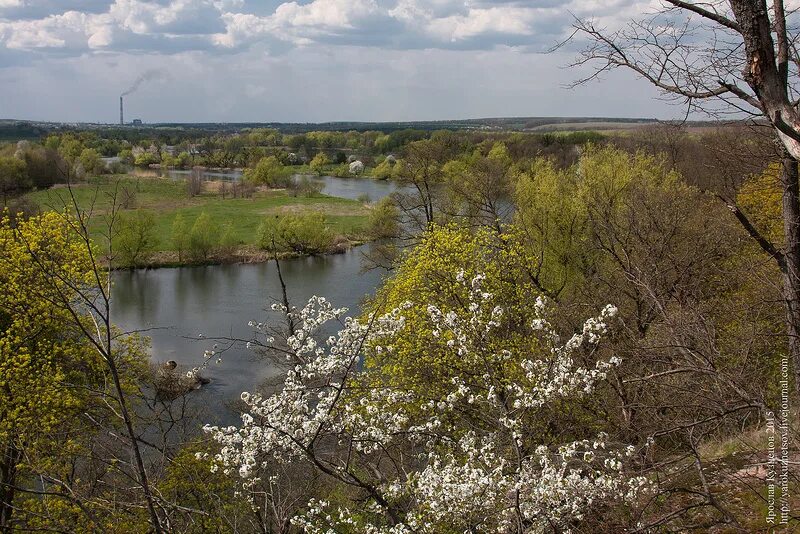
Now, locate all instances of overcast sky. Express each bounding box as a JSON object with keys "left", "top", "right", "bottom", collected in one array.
[{"left": 0, "top": 0, "right": 679, "bottom": 123}]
